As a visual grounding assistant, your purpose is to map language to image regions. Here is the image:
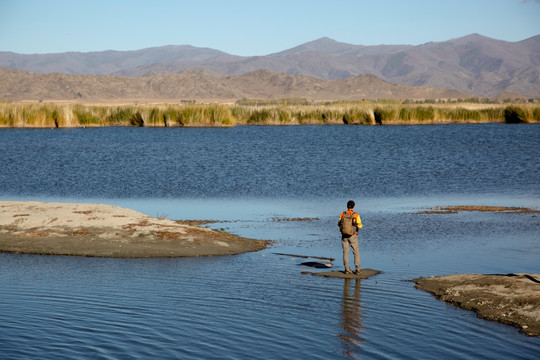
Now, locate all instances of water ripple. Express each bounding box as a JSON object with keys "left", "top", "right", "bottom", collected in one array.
[{"left": 1, "top": 125, "right": 540, "bottom": 359}]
